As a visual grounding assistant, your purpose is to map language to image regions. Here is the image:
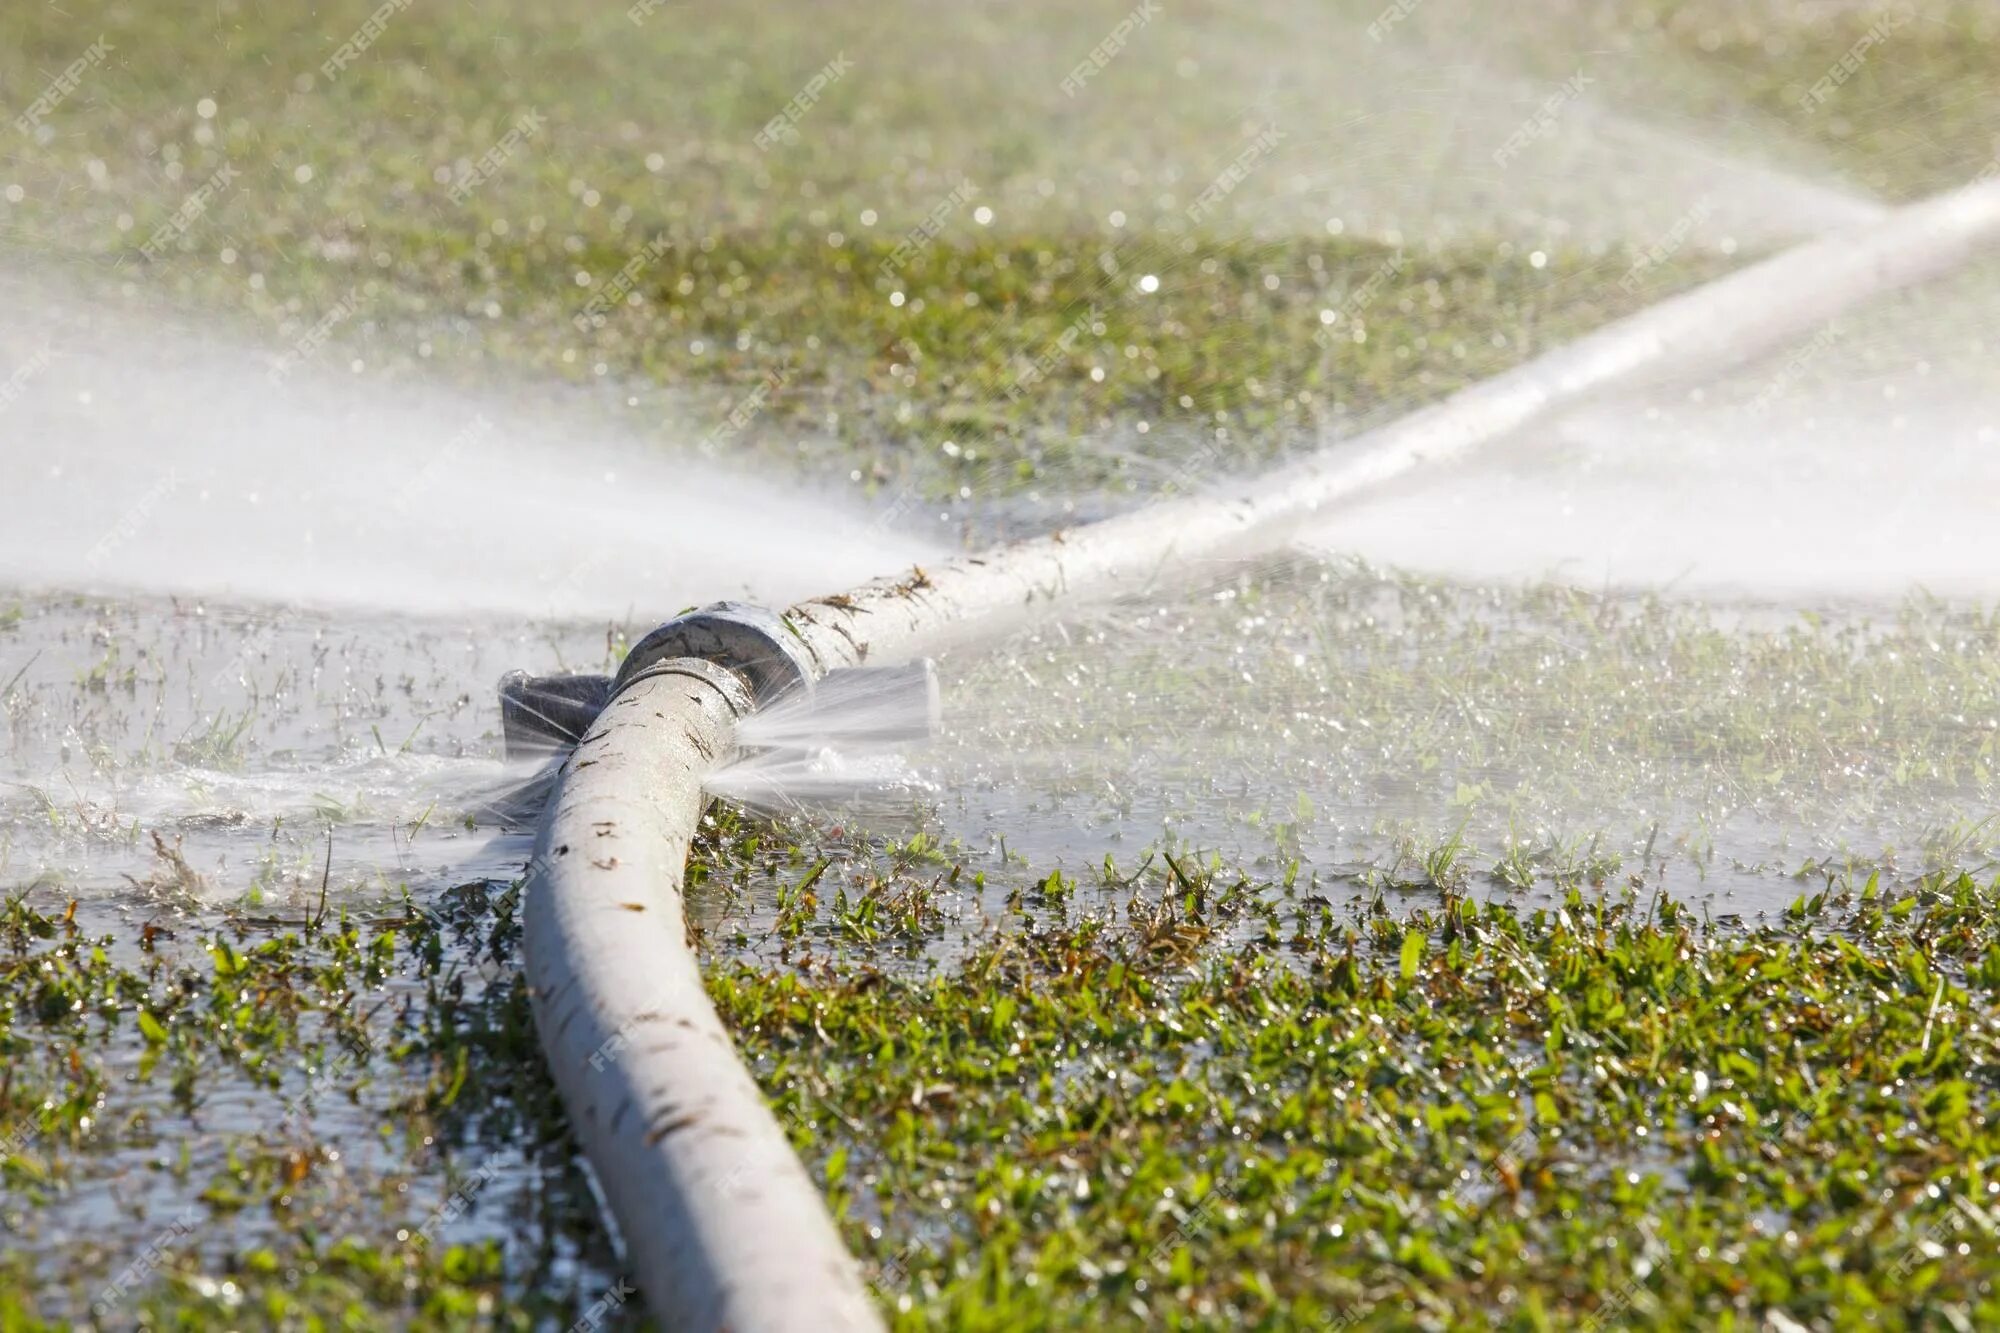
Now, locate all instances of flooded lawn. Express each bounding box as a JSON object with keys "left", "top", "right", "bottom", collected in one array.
[
  {"left": 2, "top": 0, "right": 1997, "bottom": 1326},
  {"left": 7, "top": 569, "right": 2000, "bottom": 1327}
]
